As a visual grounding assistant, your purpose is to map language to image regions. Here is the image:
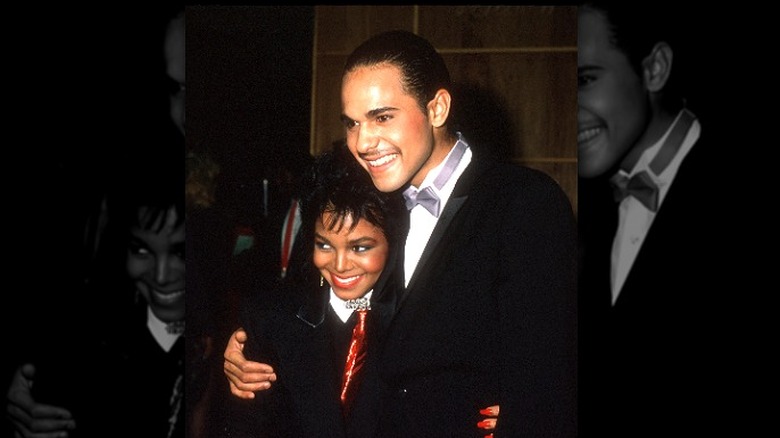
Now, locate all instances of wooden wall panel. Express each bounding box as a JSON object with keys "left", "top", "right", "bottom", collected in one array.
[
  {"left": 419, "top": 5, "right": 576, "bottom": 48},
  {"left": 315, "top": 6, "right": 415, "bottom": 54}
]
